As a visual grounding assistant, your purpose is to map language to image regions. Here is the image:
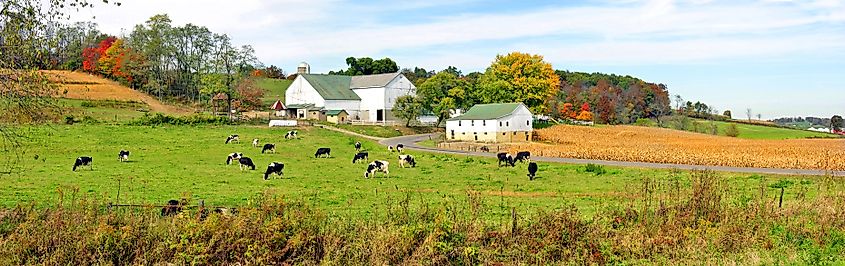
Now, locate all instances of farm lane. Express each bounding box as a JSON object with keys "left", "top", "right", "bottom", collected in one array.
[{"left": 380, "top": 133, "right": 845, "bottom": 176}]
